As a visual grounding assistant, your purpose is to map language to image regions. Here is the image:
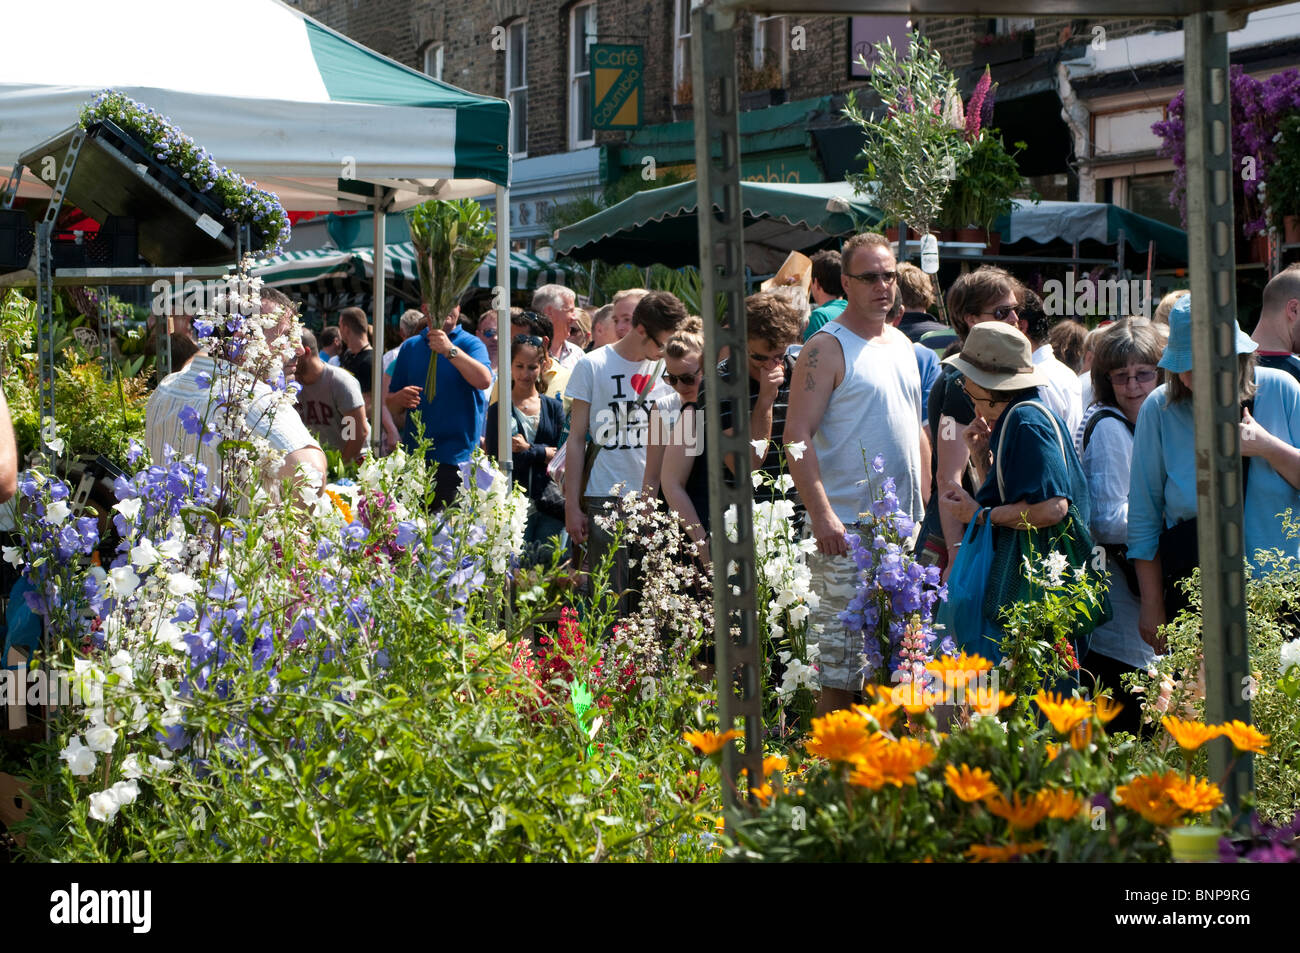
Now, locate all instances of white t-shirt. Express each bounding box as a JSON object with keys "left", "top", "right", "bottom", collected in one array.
[
  {"left": 1032, "top": 344, "right": 1083, "bottom": 438},
  {"left": 809, "top": 322, "right": 923, "bottom": 525},
  {"left": 567, "top": 344, "right": 672, "bottom": 497}
]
